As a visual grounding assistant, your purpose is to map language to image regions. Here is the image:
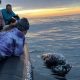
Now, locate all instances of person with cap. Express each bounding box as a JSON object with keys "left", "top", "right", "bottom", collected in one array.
[
  {"left": 0, "top": 18, "right": 29, "bottom": 60},
  {"left": 1, "top": 4, "right": 19, "bottom": 25}
]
